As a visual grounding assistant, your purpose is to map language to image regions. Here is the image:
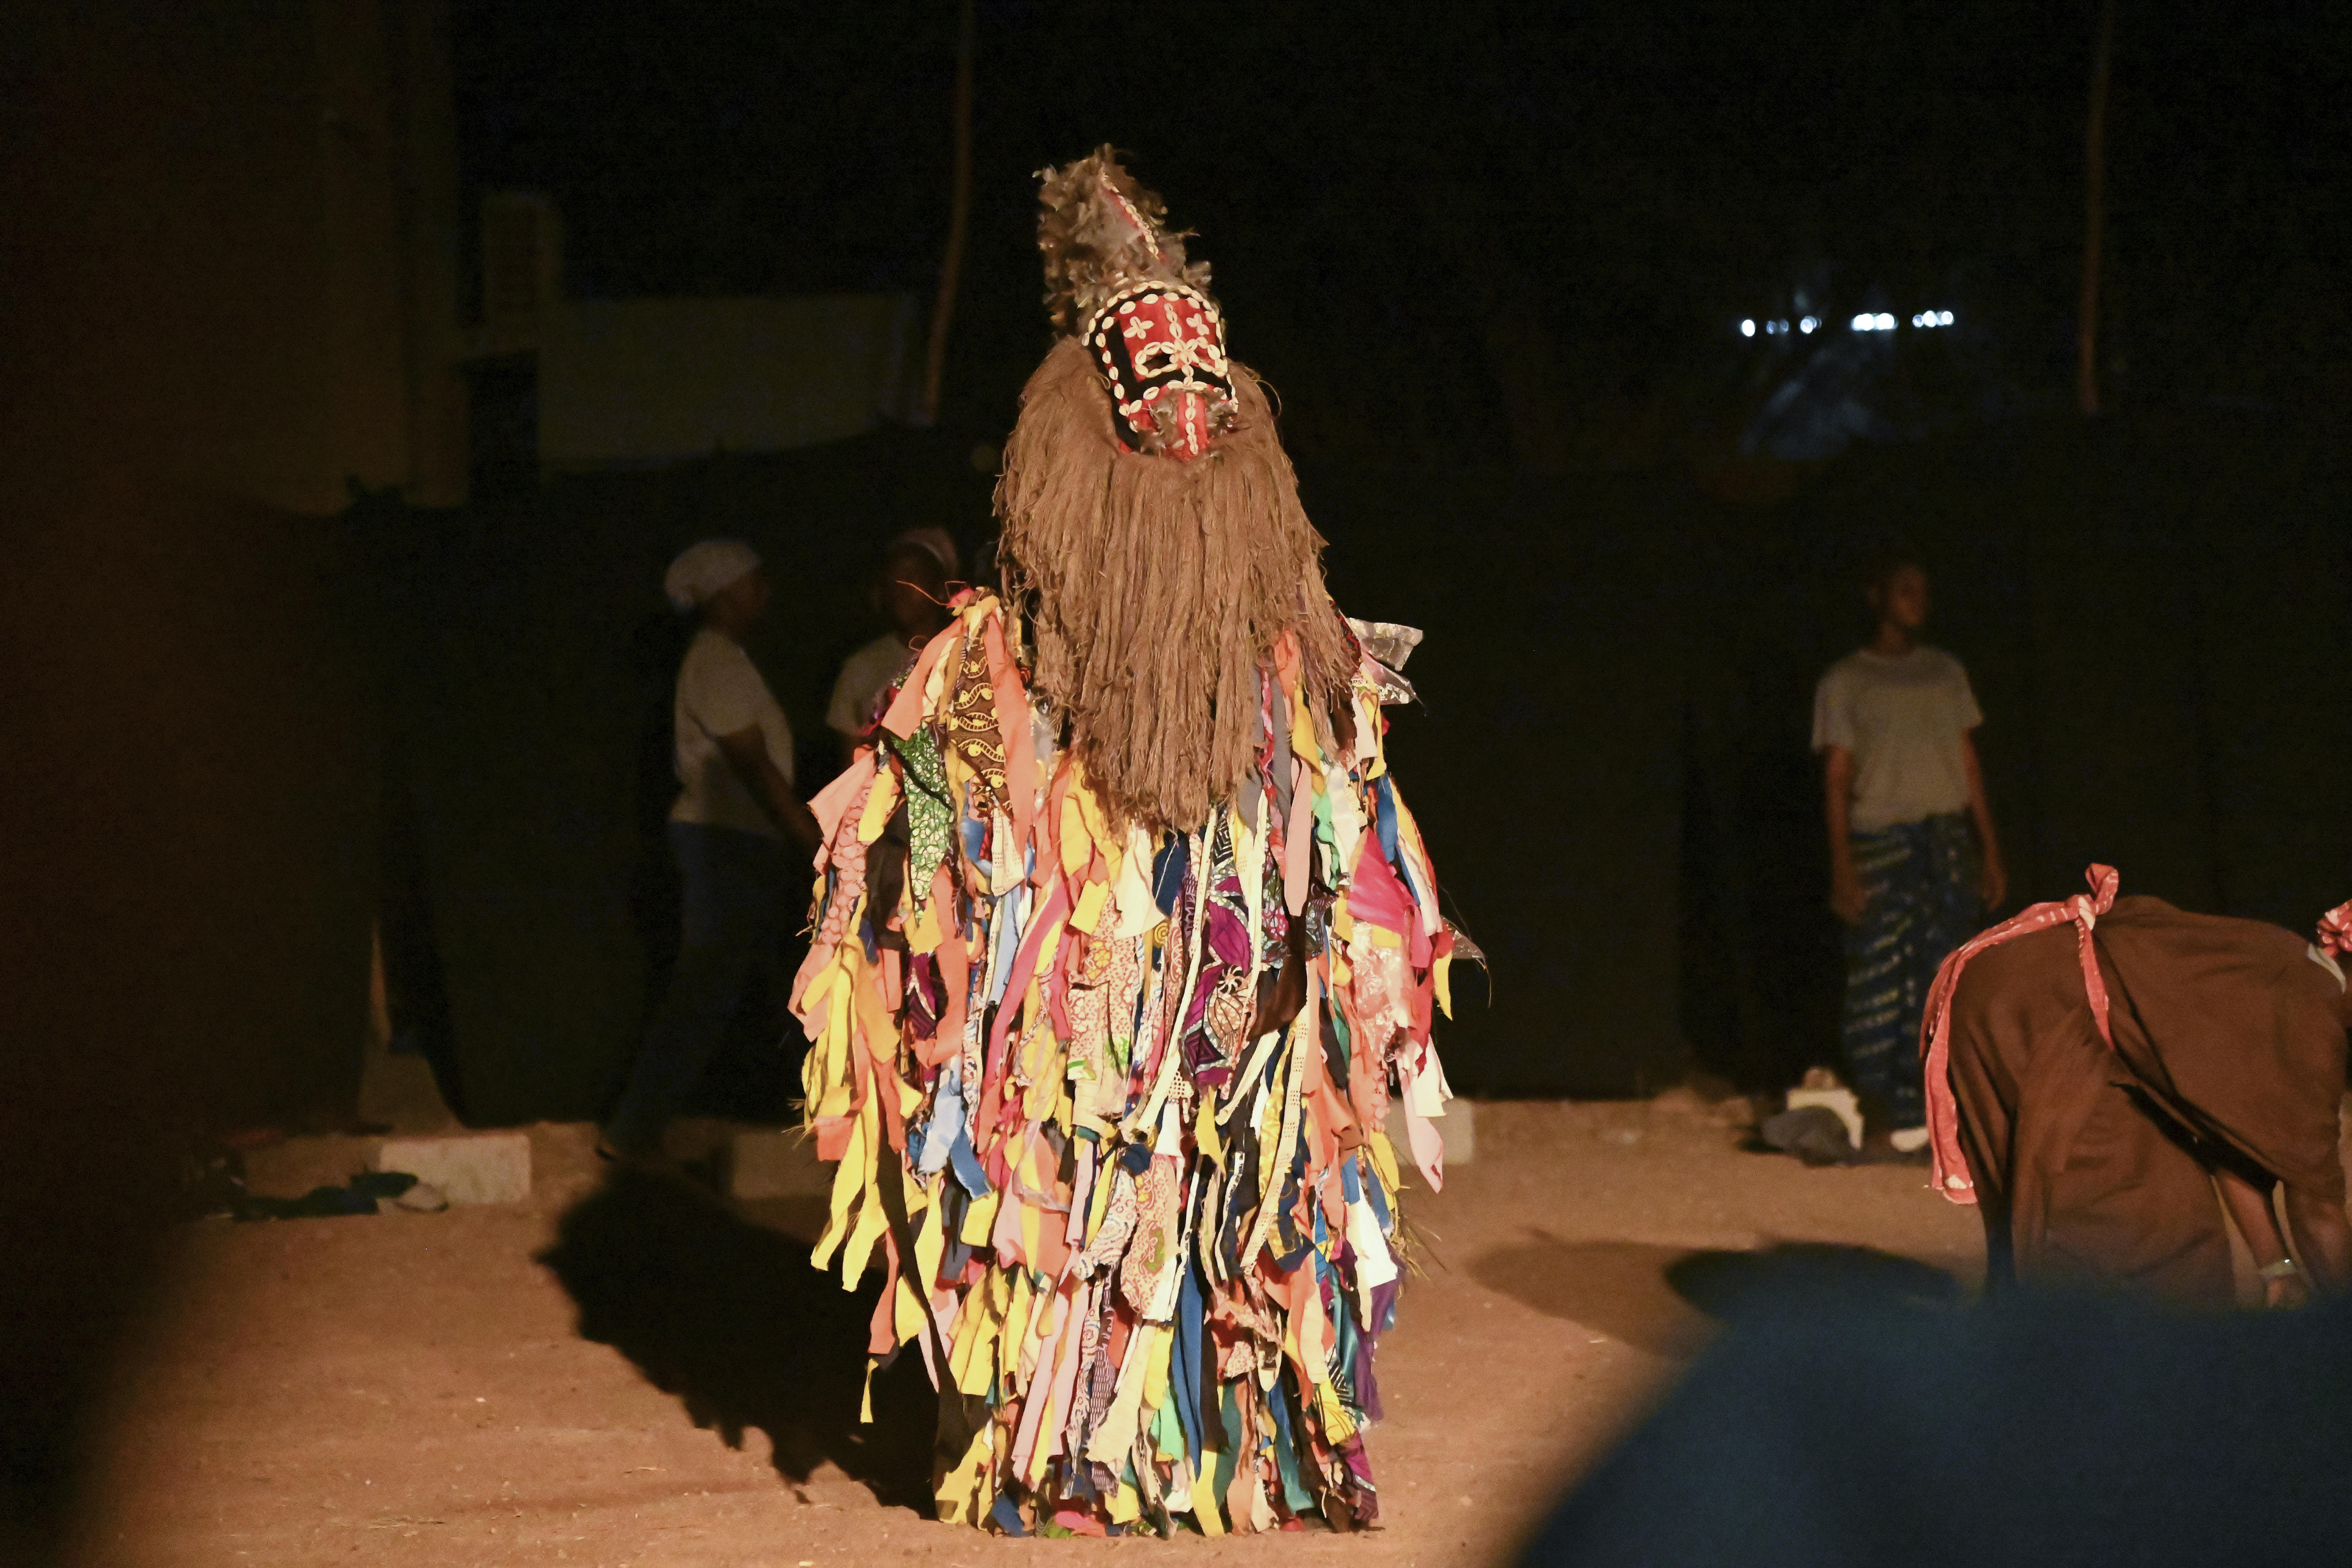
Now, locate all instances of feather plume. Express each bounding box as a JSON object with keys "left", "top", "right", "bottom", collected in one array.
[{"left": 1036, "top": 146, "right": 1211, "bottom": 337}]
